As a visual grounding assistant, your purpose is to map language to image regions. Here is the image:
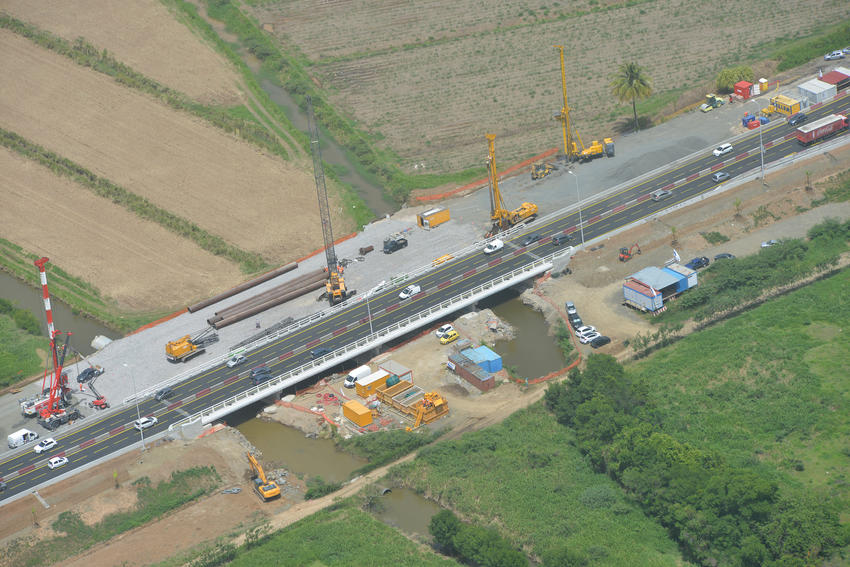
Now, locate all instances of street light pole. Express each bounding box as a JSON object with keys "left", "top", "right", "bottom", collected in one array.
[
  {"left": 124, "top": 363, "right": 145, "bottom": 451},
  {"left": 365, "top": 281, "right": 385, "bottom": 336},
  {"left": 568, "top": 170, "right": 585, "bottom": 247}
]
